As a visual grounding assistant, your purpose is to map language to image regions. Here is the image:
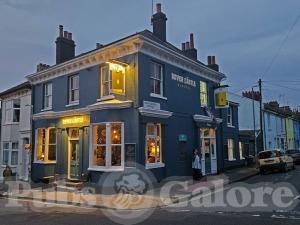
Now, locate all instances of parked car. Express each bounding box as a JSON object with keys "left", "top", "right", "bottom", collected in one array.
[
  {"left": 285, "top": 150, "right": 300, "bottom": 164},
  {"left": 258, "top": 150, "right": 294, "bottom": 174}
]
